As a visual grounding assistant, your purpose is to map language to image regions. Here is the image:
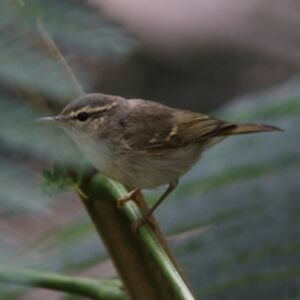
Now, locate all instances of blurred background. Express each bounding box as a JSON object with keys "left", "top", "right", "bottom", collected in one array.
[{"left": 0, "top": 0, "right": 300, "bottom": 299}]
